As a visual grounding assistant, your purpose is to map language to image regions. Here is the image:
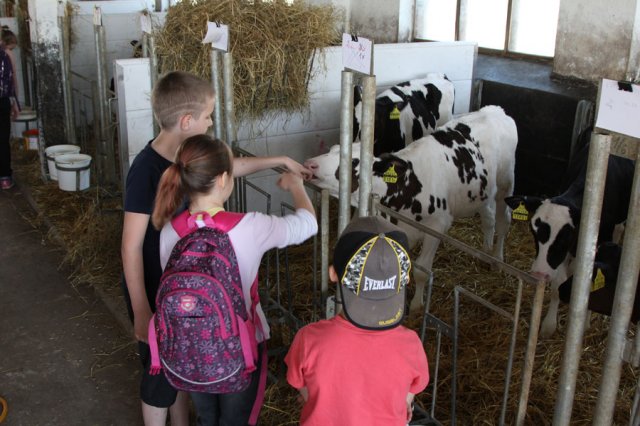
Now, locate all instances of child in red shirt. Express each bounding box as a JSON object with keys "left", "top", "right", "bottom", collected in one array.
[{"left": 285, "top": 216, "right": 429, "bottom": 426}]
